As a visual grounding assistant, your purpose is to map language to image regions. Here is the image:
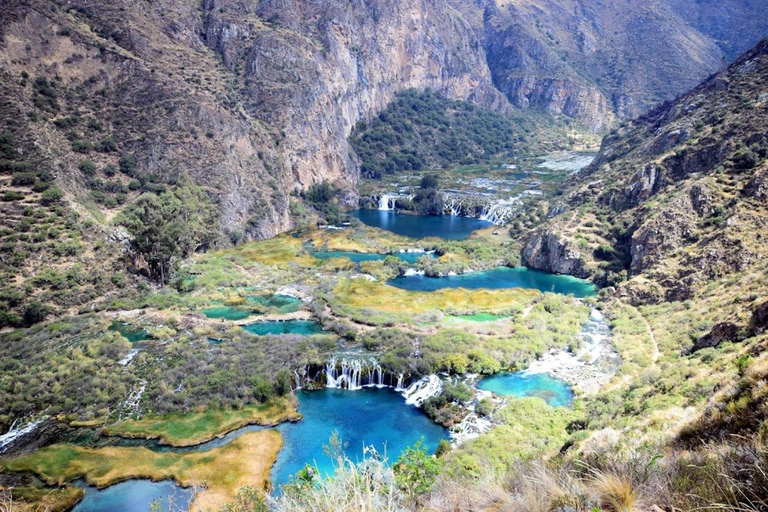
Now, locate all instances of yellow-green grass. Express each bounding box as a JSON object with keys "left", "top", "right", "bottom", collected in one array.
[
  {"left": 308, "top": 224, "right": 417, "bottom": 253},
  {"left": 217, "top": 234, "right": 317, "bottom": 267},
  {"left": 6, "top": 486, "right": 85, "bottom": 512},
  {"left": 333, "top": 278, "right": 539, "bottom": 315},
  {"left": 1, "top": 430, "right": 282, "bottom": 512},
  {"left": 103, "top": 400, "right": 300, "bottom": 447}
]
